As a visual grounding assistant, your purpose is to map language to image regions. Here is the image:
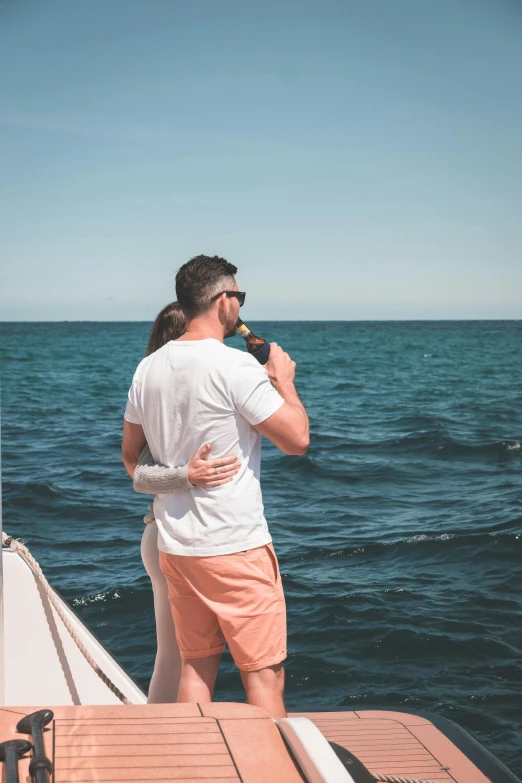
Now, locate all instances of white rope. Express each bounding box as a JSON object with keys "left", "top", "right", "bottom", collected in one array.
[
  {"left": 2, "top": 532, "right": 130, "bottom": 705},
  {"left": 374, "top": 776, "right": 446, "bottom": 783}
]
